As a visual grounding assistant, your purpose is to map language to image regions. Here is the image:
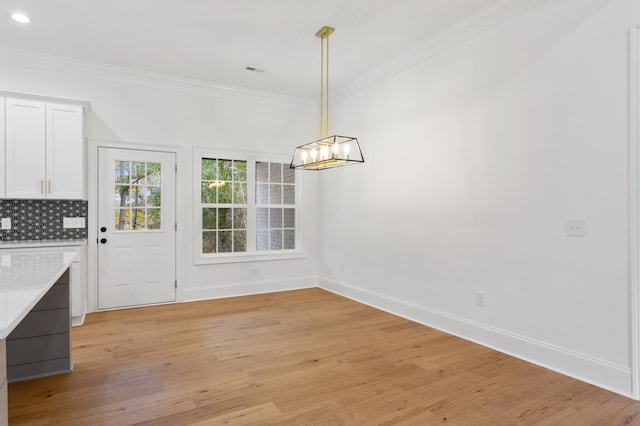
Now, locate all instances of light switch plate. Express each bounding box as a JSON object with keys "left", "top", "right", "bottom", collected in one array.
[
  {"left": 1, "top": 218, "right": 11, "bottom": 230},
  {"left": 63, "top": 217, "right": 86, "bottom": 229}
]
